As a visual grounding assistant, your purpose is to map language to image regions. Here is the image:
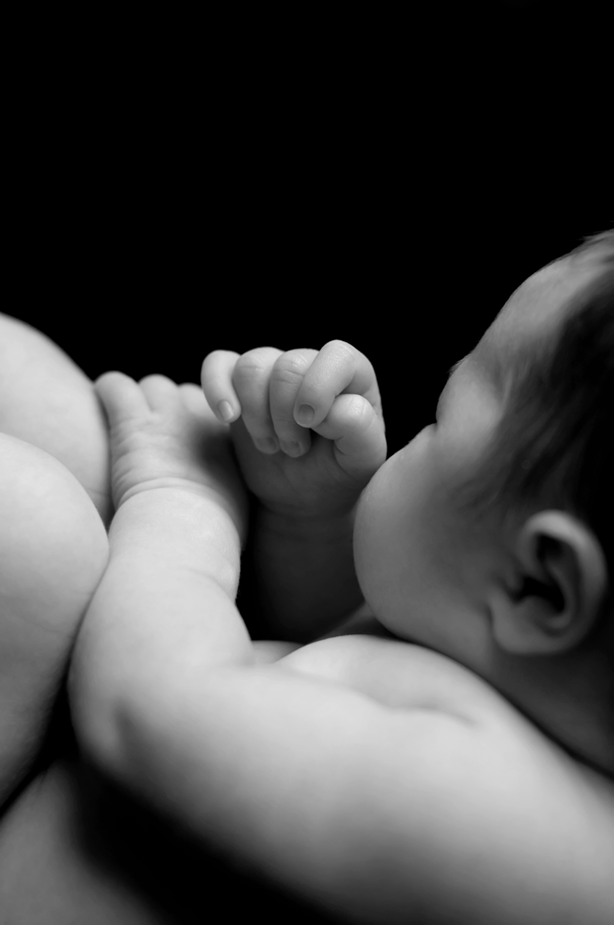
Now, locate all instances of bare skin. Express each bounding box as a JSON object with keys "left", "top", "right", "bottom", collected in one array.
[
  {"left": 1, "top": 288, "right": 614, "bottom": 924},
  {"left": 0, "top": 316, "right": 346, "bottom": 923},
  {"left": 75, "top": 334, "right": 613, "bottom": 917}
]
